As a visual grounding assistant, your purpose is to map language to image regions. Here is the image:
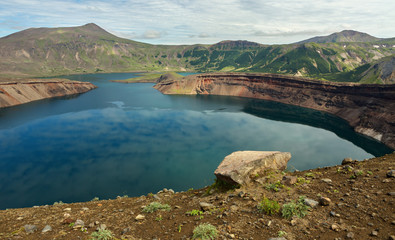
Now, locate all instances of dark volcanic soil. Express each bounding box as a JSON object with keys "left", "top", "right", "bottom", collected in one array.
[{"left": 0, "top": 153, "right": 394, "bottom": 240}]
